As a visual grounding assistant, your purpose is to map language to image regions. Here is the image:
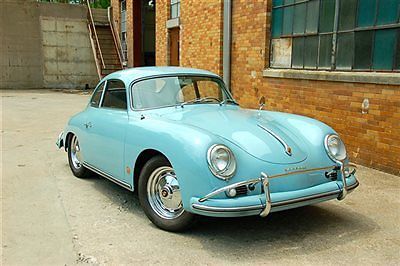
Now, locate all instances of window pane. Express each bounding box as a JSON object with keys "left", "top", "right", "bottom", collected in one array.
[
  {"left": 272, "top": 8, "right": 283, "bottom": 37},
  {"left": 357, "top": 0, "right": 377, "bottom": 27},
  {"left": 102, "top": 80, "right": 127, "bottom": 110},
  {"left": 396, "top": 29, "right": 400, "bottom": 70},
  {"left": 273, "top": 0, "right": 284, "bottom": 7},
  {"left": 91, "top": 82, "right": 105, "bottom": 107},
  {"left": 282, "top": 6, "right": 294, "bottom": 35},
  {"left": 271, "top": 38, "right": 292, "bottom": 67},
  {"left": 304, "top": 36, "right": 318, "bottom": 69},
  {"left": 338, "top": 0, "right": 357, "bottom": 31},
  {"left": 319, "top": 0, "right": 336, "bottom": 33},
  {"left": 373, "top": 29, "right": 397, "bottom": 70},
  {"left": 336, "top": 32, "right": 354, "bottom": 70},
  {"left": 292, "top": 37, "right": 304, "bottom": 68},
  {"left": 293, "top": 3, "right": 306, "bottom": 34},
  {"left": 171, "top": 5, "right": 178, "bottom": 18},
  {"left": 376, "top": 0, "right": 399, "bottom": 25},
  {"left": 318, "top": 34, "right": 333, "bottom": 69},
  {"left": 306, "top": 0, "right": 320, "bottom": 33},
  {"left": 284, "top": 0, "right": 294, "bottom": 4},
  {"left": 354, "top": 31, "right": 373, "bottom": 70}
]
